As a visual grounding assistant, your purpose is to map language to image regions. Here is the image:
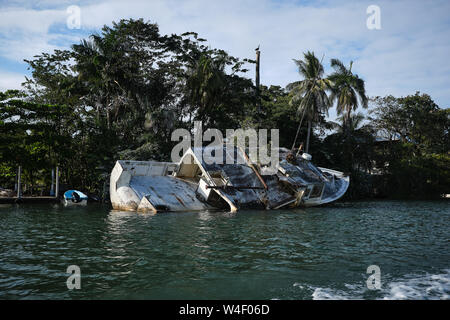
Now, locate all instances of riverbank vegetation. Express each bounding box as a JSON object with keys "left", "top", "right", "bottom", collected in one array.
[{"left": 1, "top": 19, "right": 448, "bottom": 200}]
